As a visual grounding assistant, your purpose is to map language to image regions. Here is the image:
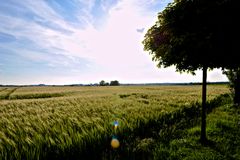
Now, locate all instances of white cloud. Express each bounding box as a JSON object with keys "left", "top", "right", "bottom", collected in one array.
[
  {"left": 0, "top": 0, "right": 228, "bottom": 84},
  {"left": 65, "top": 0, "right": 157, "bottom": 67}
]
